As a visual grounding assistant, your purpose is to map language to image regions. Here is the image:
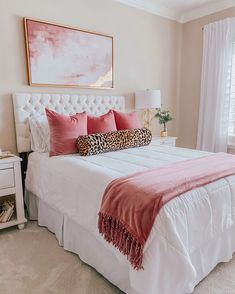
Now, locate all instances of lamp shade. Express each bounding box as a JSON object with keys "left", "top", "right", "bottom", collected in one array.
[{"left": 135, "top": 90, "right": 161, "bottom": 109}]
